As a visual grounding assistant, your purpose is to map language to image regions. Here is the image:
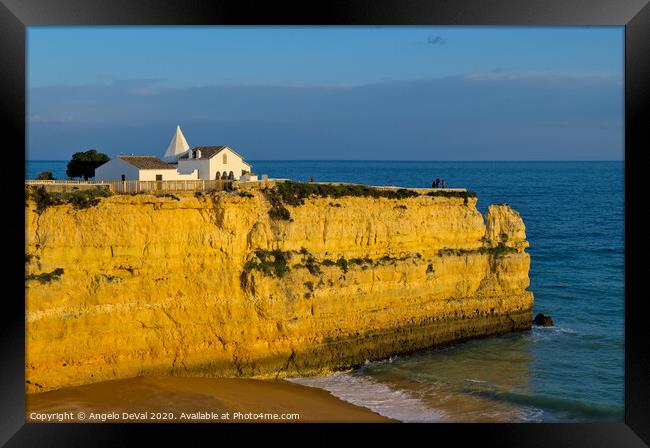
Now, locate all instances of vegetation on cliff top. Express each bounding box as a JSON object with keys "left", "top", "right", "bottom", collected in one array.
[
  {"left": 274, "top": 181, "right": 420, "bottom": 205},
  {"left": 426, "top": 190, "right": 476, "bottom": 199},
  {"left": 28, "top": 186, "right": 112, "bottom": 214},
  {"left": 262, "top": 181, "right": 476, "bottom": 220},
  {"left": 426, "top": 190, "right": 476, "bottom": 205},
  {"left": 264, "top": 188, "right": 292, "bottom": 221},
  {"left": 155, "top": 193, "right": 180, "bottom": 201}
]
